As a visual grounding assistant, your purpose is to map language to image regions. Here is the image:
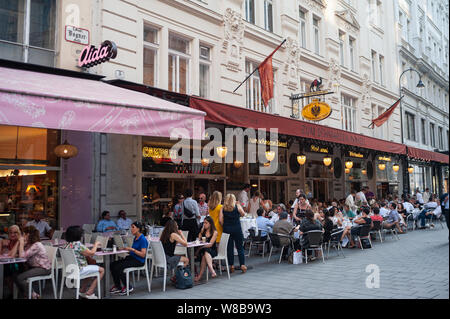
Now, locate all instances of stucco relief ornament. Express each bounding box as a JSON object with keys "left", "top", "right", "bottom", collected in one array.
[
  {"left": 327, "top": 58, "right": 341, "bottom": 92},
  {"left": 223, "top": 8, "right": 244, "bottom": 71},
  {"left": 285, "top": 37, "right": 301, "bottom": 84},
  {"left": 361, "top": 73, "right": 372, "bottom": 110}
]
